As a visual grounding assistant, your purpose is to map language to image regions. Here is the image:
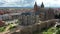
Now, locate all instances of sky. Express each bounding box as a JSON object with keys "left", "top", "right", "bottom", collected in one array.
[{"left": 0, "top": 0, "right": 60, "bottom": 7}]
